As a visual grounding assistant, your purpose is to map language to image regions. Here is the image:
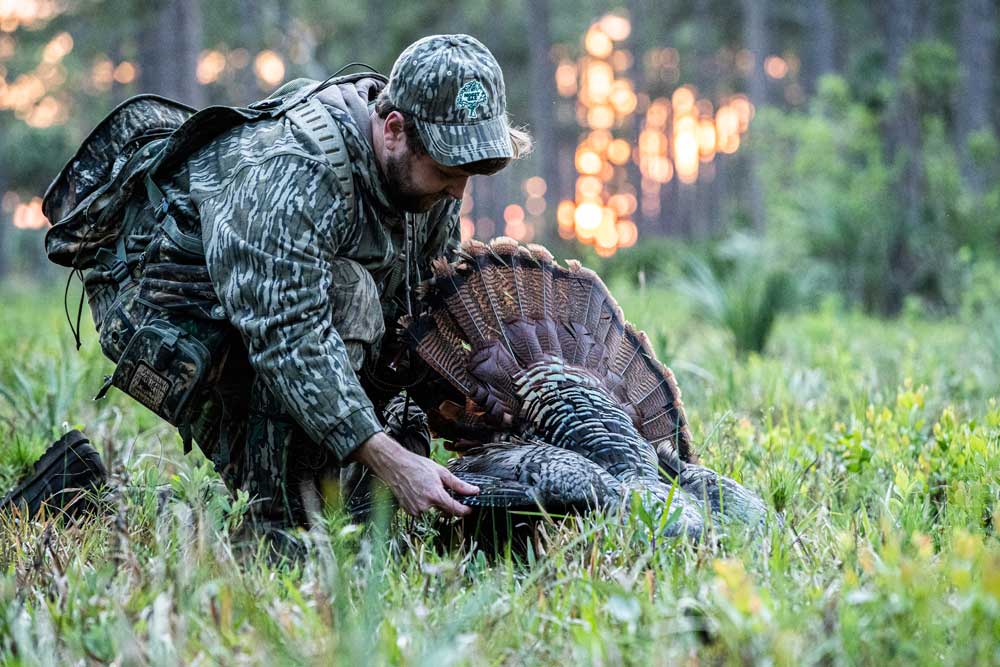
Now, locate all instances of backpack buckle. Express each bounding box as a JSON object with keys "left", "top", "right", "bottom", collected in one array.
[
  {"left": 96, "top": 247, "right": 131, "bottom": 285},
  {"left": 152, "top": 328, "right": 179, "bottom": 371},
  {"left": 108, "top": 259, "right": 130, "bottom": 284}
]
